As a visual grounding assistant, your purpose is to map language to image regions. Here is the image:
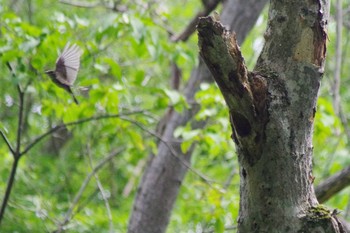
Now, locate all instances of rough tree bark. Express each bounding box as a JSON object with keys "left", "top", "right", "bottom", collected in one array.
[
  {"left": 198, "top": 0, "right": 345, "bottom": 232},
  {"left": 127, "top": 1, "right": 268, "bottom": 233}
]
